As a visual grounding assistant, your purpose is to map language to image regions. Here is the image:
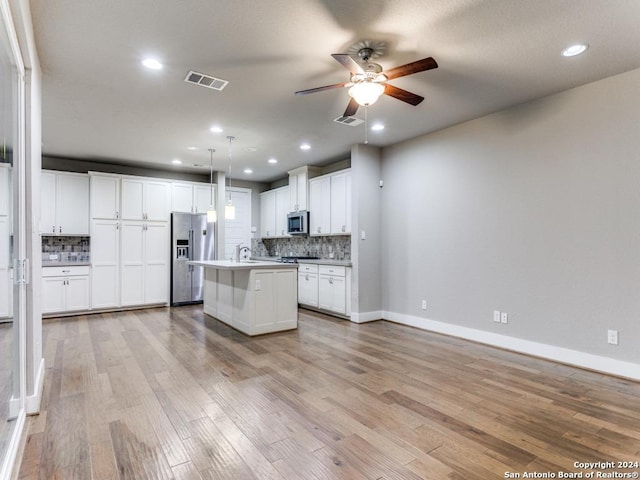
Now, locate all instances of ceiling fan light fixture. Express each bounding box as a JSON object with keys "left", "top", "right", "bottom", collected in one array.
[{"left": 348, "top": 82, "right": 385, "bottom": 107}]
